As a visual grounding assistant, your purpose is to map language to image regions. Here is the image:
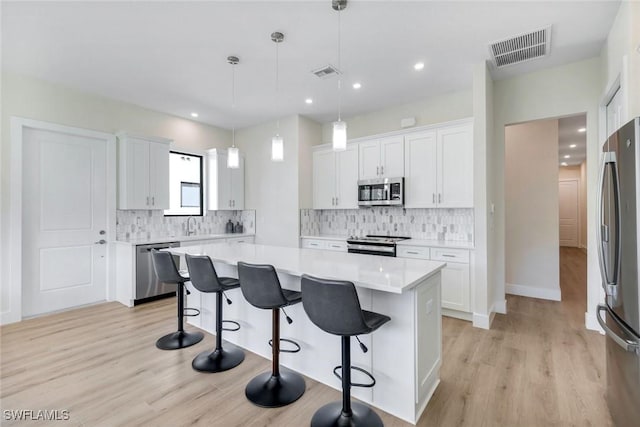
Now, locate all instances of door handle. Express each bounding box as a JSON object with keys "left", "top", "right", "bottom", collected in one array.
[
  {"left": 596, "top": 305, "right": 640, "bottom": 354},
  {"left": 94, "top": 239, "right": 107, "bottom": 245}
]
